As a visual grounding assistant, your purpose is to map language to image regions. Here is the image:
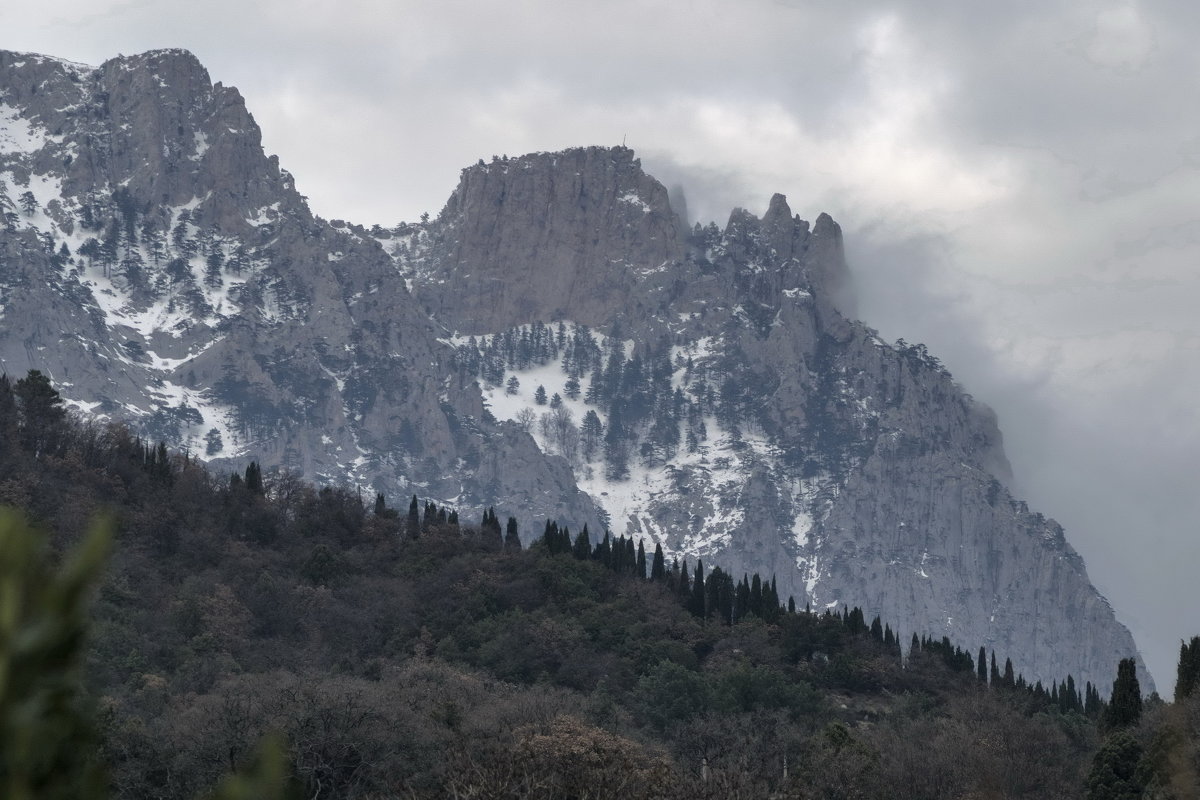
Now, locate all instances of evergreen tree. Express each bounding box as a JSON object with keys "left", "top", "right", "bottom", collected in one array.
[
  {"left": 571, "top": 527, "right": 590, "bottom": 560},
  {"left": 677, "top": 558, "right": 690, "bottom": 601},
  {"left": 14, "top": 369, "right": 67, "bottom": 457},
  {"left": 1175, "top": 635, "right": 1200, "bottom": 701},
  {"left": 504, "top": 516, "right": 521, "bottom": 548},
  {"left": 1085, "top": 731, "right": 1145, "bottom": 800},
  {"left": 0, "top": 375, "right": 17, "bottom": 454},
  {"left": 749, "top": 574, "right": 763, "bottom": 618},
  {"left": 244, "top": 461, "right": 264, "bottom": 495},
  {"left": 764, "top": 576, "right": 781, "bottom": 622},
  {"left": 650, "top": 543, "right": 665, "bottom": 581},
  {"left": 374, "top": 493, "right": 387, "bottom": 516},
  {"left": 688, "top": 560, "right": 706, "bottom": 618},
  {"left": 990, "top": 652, "right": 1000, "bottom": 685},
  {"left": 1106, "top": 658, "right": 1142, "bottom": 730},
  {"left": 407, "top": 495, "right": 420, "bottom": 535},
  {"left": 735, "top": 576, "right": 750, "bottom": 623},
  {"left": 1002, "top": 657, "right": 1015, "bottom": 689},
  {"left": 534, "top": 385, "right": 548, "bottom": 405},
  {"left": 636, "top": 540, "right": 646, "bottom": 579},
  {"left": 978, "top": 646, "right": 988, "bottom": 684}
]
